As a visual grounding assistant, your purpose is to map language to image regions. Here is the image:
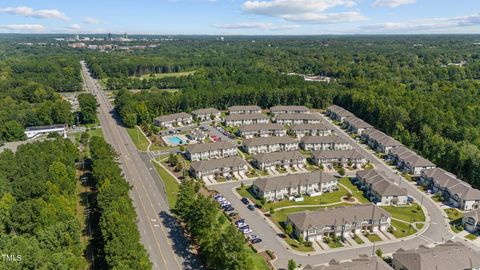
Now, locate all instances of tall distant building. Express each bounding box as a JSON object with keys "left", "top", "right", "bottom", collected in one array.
[
  {"left": 123, "top": 33, "right": 128, "bottom": 39},
  {"left": 106, "top": 33, "right": 112, "bottom": 41},
  {"left": 75, "top": 34, "right": 79, "bottom": 41}
]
